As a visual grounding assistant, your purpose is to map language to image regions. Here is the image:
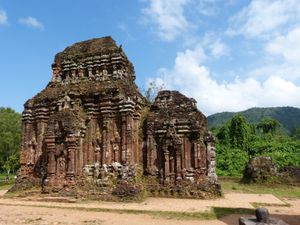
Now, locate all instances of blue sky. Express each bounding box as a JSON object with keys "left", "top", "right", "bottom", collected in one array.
[{"left": 1, "top": 0, "right": 300, "bottom": 116}]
